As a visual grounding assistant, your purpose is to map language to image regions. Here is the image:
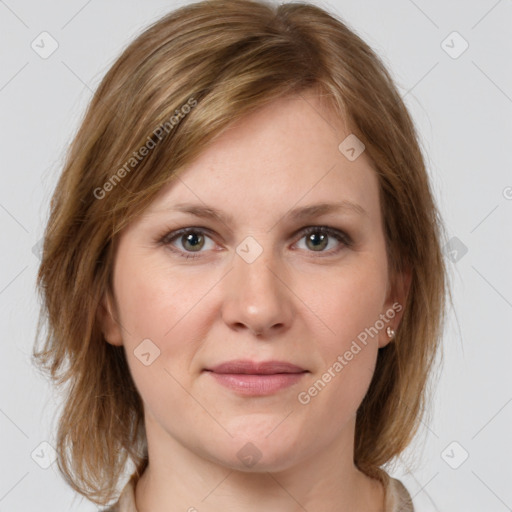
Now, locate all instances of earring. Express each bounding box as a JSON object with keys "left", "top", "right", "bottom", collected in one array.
[{"left": 386, "top": 326, "right": 395, "bottom": 339}]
